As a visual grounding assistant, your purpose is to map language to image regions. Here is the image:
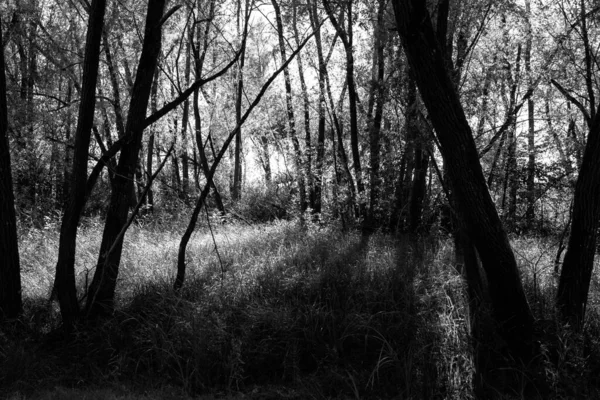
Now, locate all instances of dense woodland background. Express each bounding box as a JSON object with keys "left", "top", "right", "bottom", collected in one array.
[{"left": 2, "top": 0, "right": 600, "bottom": 398}]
